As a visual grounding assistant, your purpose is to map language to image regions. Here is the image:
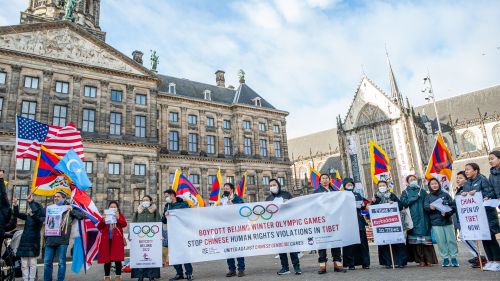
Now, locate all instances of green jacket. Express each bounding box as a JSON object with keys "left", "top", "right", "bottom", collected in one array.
[
  {"left": 400, "top": 185, "right": 431, "bottom": 237},
  {"left": 132, "top": 204, "right": 161, "bottom": 223}
]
